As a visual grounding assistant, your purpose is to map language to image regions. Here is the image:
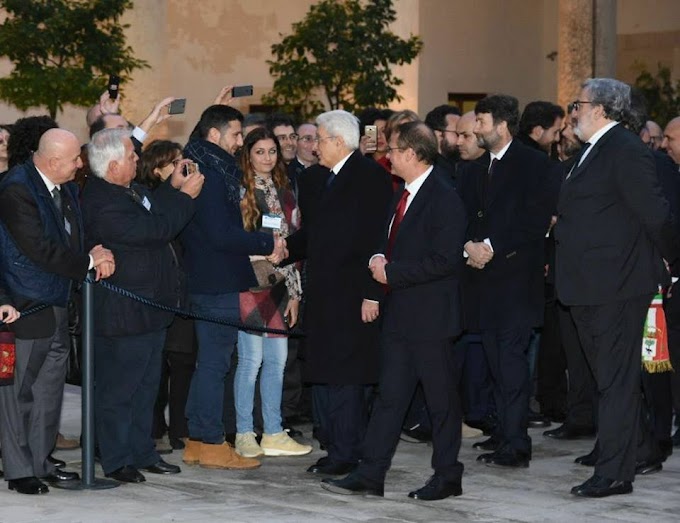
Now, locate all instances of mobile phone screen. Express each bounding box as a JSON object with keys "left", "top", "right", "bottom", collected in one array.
[
  {"left": 168, "top": 98, "right": 186, "bottom": 115},
  {"left": 232, "top": 85, "right": 254, "bottom": 97}
]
